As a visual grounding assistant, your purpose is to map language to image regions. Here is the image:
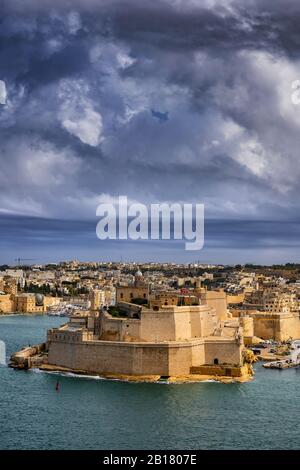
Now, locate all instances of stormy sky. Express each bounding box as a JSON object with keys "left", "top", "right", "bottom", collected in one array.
[{"left": 1, "top": 0, "right": 300, "bottom": 265}]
